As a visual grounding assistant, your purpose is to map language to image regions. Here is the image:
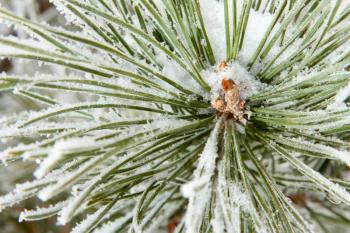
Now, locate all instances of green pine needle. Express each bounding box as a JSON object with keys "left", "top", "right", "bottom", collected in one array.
[{"left": 0, "top": 0, "right": 350, "bottom": 233}]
